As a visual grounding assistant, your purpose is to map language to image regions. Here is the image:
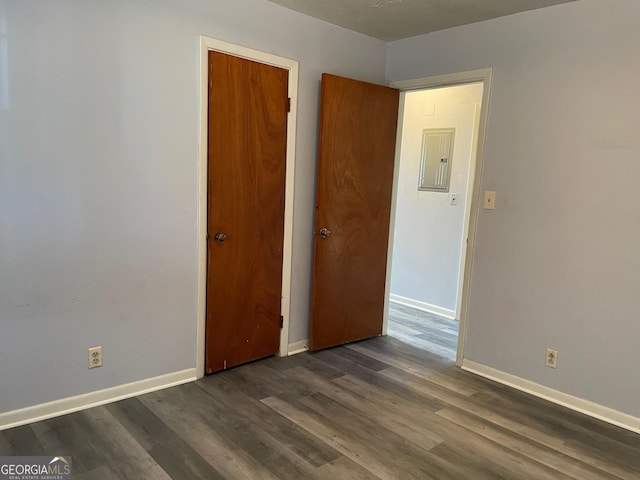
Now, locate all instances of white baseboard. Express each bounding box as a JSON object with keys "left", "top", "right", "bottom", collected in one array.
[
  {"left": 462, "top": 360, "right": 640, "bottom": 435},
  {"left": 0, "top": 368, "right": 197, "bottom": 432},
  {"left": 390, "top": 294, "right": 456, "bottom": 320},
  {"left": 287, "top": 339, "right": 308, "bottom": 356}
]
